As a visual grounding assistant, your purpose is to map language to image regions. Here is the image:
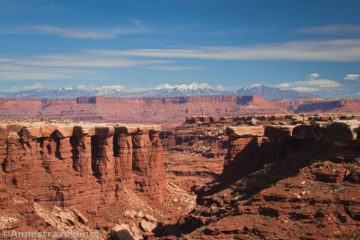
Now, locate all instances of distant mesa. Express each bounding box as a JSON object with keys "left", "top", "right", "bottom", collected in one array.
[
  {"left": 236, "top": 95, "right": 274, "bottom": 106},
  {"left": 0, "top": 95, "right": 359, "bottom": 126}
]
